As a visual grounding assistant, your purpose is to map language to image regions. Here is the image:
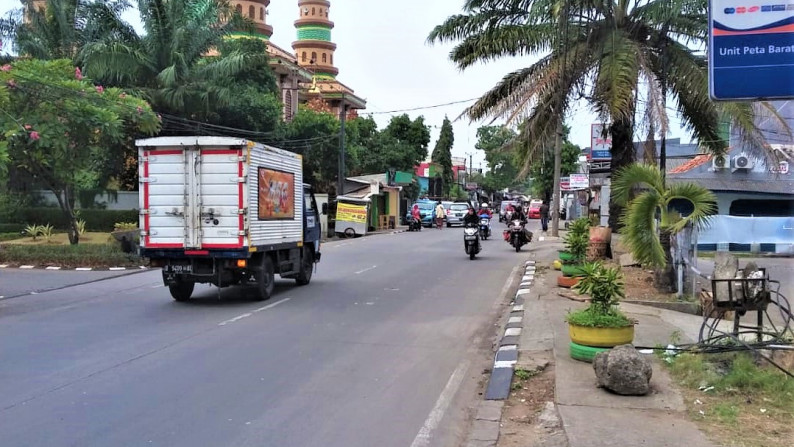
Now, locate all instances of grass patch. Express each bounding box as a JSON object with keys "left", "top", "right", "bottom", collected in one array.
[
  {"left": 565, "top": 308, "right": 634, "bottom": 328},
  {"left": 1, "top": 232, "right": 112, "bottom": 245},
  {"left": 0, "top": 242, "right": 142, "bottom": 267},
  {"left": 665, "top": 352, "right": 794, "bottom": 446},
  {"left": 0, "top": 232, "right": 23, "bottom": 242}
]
